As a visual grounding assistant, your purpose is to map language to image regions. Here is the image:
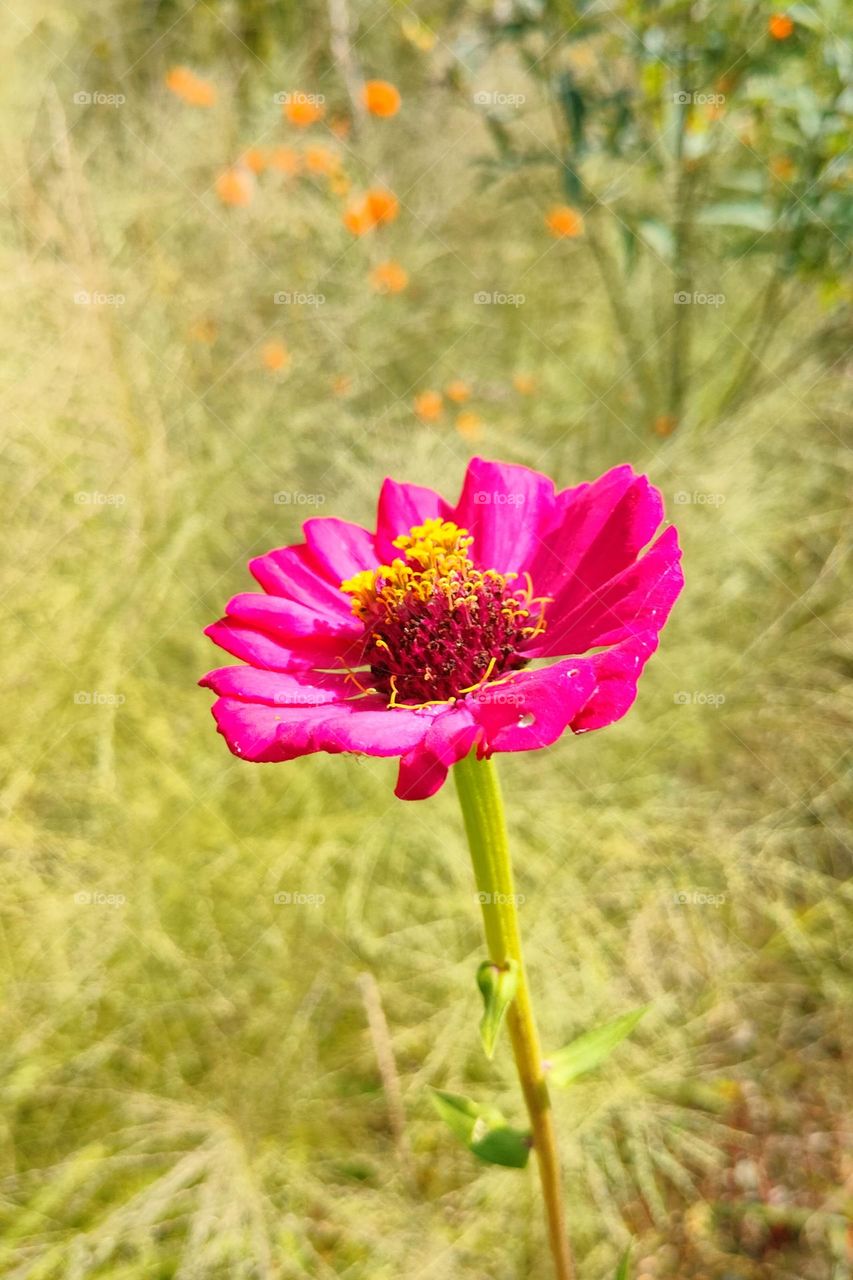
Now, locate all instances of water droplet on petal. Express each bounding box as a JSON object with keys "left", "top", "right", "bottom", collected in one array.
[{"left": 518, "top": 712, "right": 535, "bottom": 728}]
